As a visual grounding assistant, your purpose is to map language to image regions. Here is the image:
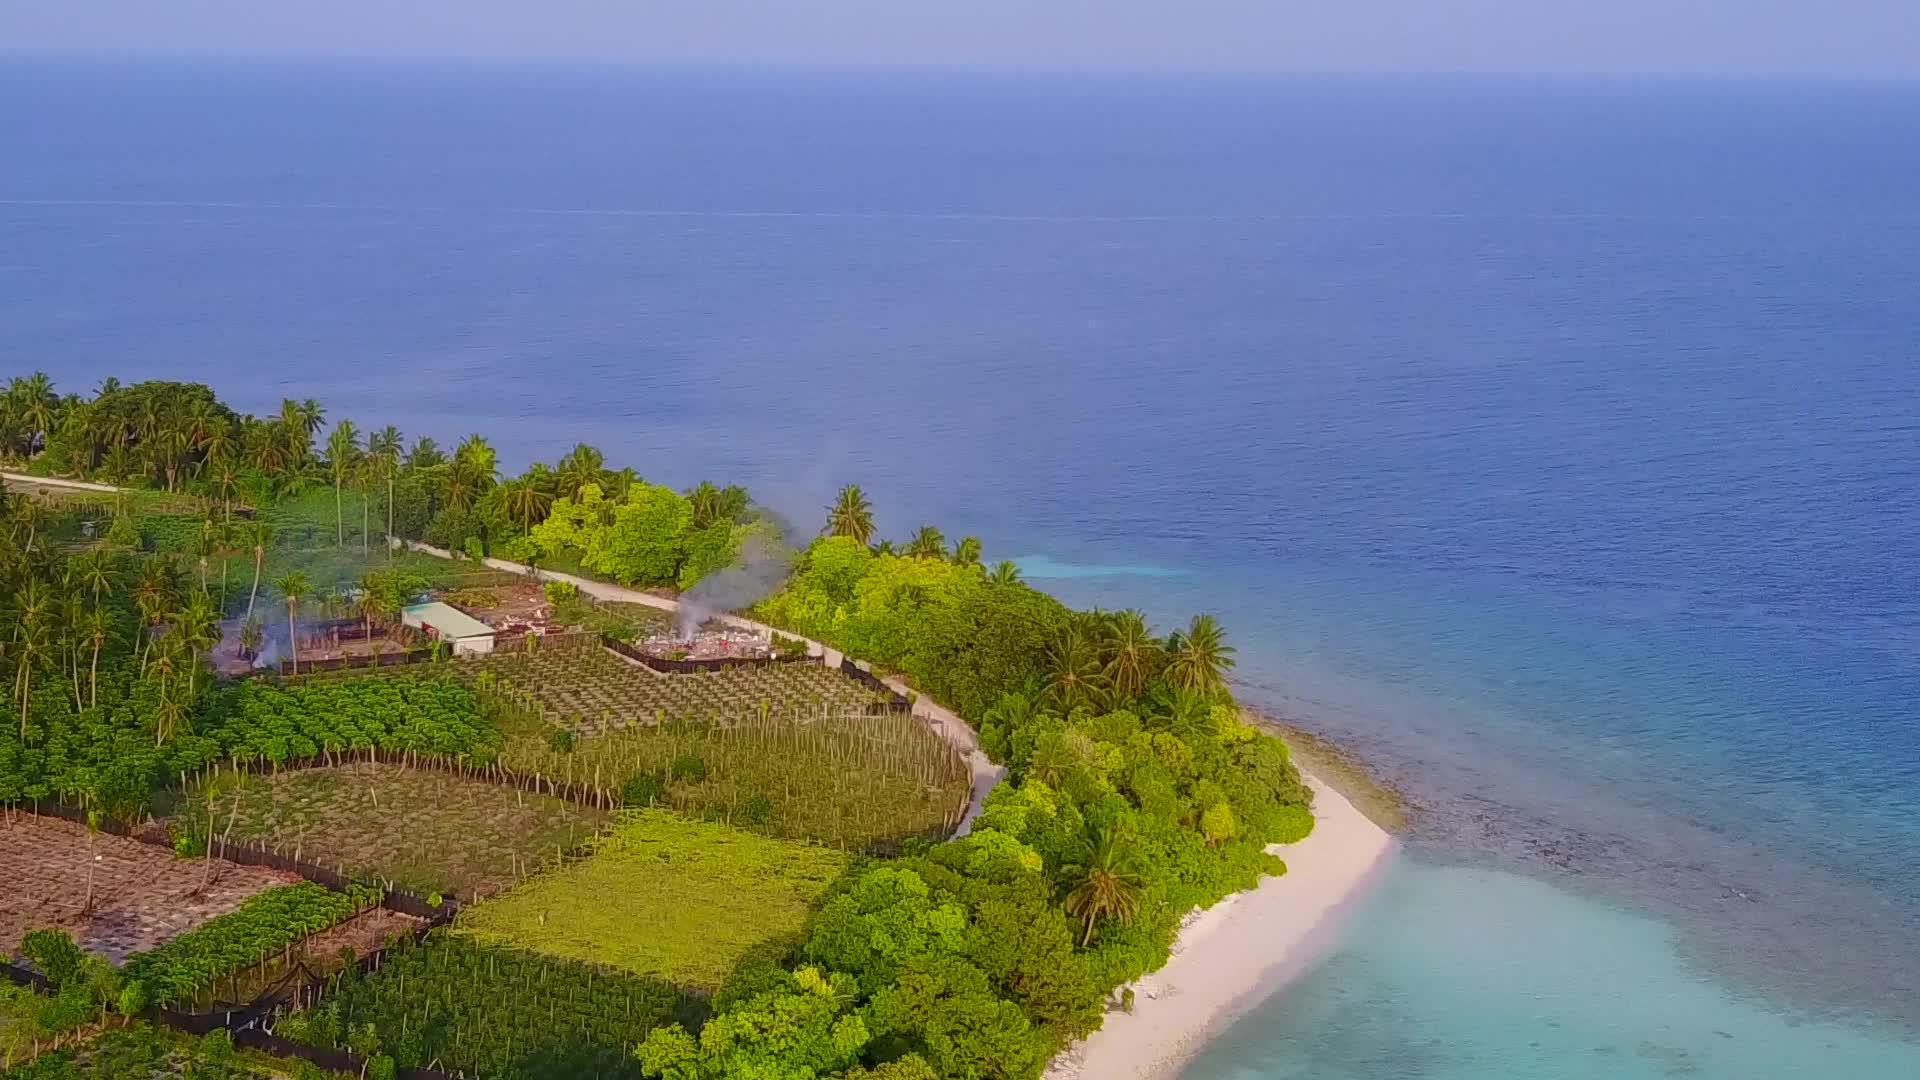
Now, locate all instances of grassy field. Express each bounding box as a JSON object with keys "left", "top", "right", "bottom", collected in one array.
[
  {"left": 169, "top": 763, "right": 608, "bottom": 900},
  {"left": 501, "top": 710, "right": 971, "bottom": 851},
  {"left": 465, "top": 638, "right": 892, "bottom": 735},
  {"left": 453, "top": 811, "right": 851, "bottom": 991}
]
